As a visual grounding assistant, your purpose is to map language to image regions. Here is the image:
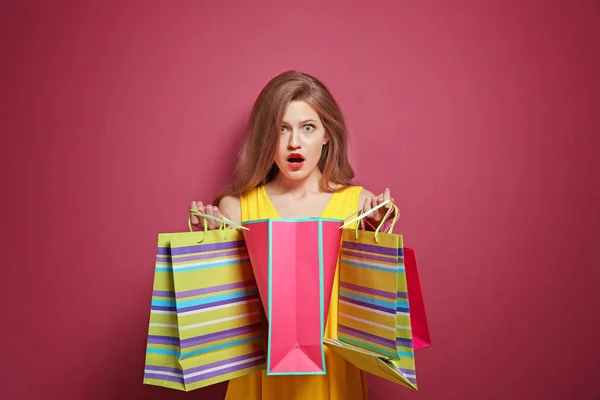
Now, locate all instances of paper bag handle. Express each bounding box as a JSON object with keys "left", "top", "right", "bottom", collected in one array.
[
  {"left": 187, "top": 209, "right": 249, "bottom": 243},
  {"left": 359, "top": 202, "right": 399, "bottom": 239},
  {"left": 188, "top": 209, "right": 249, "bottom": 231},
  {"left": 340, "top": 199, "right": 392, "bottom": 229},
  {"left": 341, "top": 200, "right": 400, "bottom": 242}
]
